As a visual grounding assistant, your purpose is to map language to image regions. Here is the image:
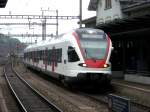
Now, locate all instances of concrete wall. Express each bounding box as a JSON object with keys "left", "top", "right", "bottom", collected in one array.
[
  {"left": 96, "top": 0, "right": 123, "bottom": 25},
  {"left": 112, "top": 71, "right": 124, "bottom": 78},
  {"left": 125, "top": 74, "right": 150, "bottom": 85}
]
